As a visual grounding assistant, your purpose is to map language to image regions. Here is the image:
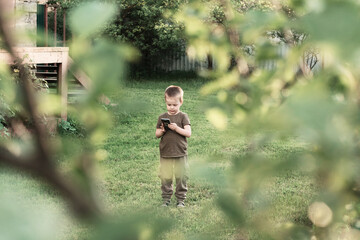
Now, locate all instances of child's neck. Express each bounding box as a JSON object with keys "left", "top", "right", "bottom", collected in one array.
[{"left": 168, "top": 110, "right": 180, "bottom": 115}]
